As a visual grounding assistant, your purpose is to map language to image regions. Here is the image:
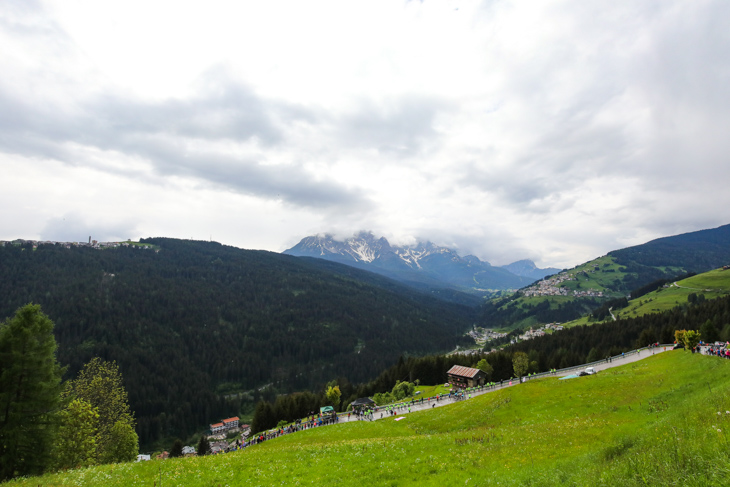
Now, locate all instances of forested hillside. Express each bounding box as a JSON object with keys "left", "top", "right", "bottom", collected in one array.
[
  {"left": 610, "top": 223, "right": 730, "bottom": 271},
  {"left": 0, "top": 239, "right": 476, "bottom": 447},
  {"left": 377, "top": 292, "right": 730, "bottom": 391},
  {"left": 250, "top": 292, "right": 730, "bottom": 433}
]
